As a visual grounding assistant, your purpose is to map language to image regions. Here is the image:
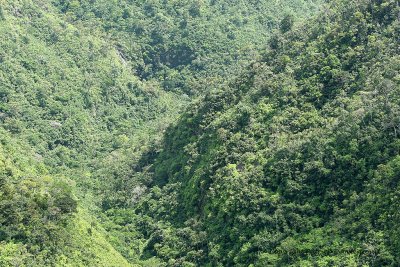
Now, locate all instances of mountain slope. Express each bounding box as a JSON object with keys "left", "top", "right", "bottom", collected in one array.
[
  {"left": 0, "top": 0, "right": 180, "bottom": 265},
  {"left": 0, "top": 0, "right": 322, "bottom": 265},
  {"left": 52, "top": 0, "right": 321, "bottom": 94},
  {"left": 120, "top": 0, "right": 400, "bottom": 265}
]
